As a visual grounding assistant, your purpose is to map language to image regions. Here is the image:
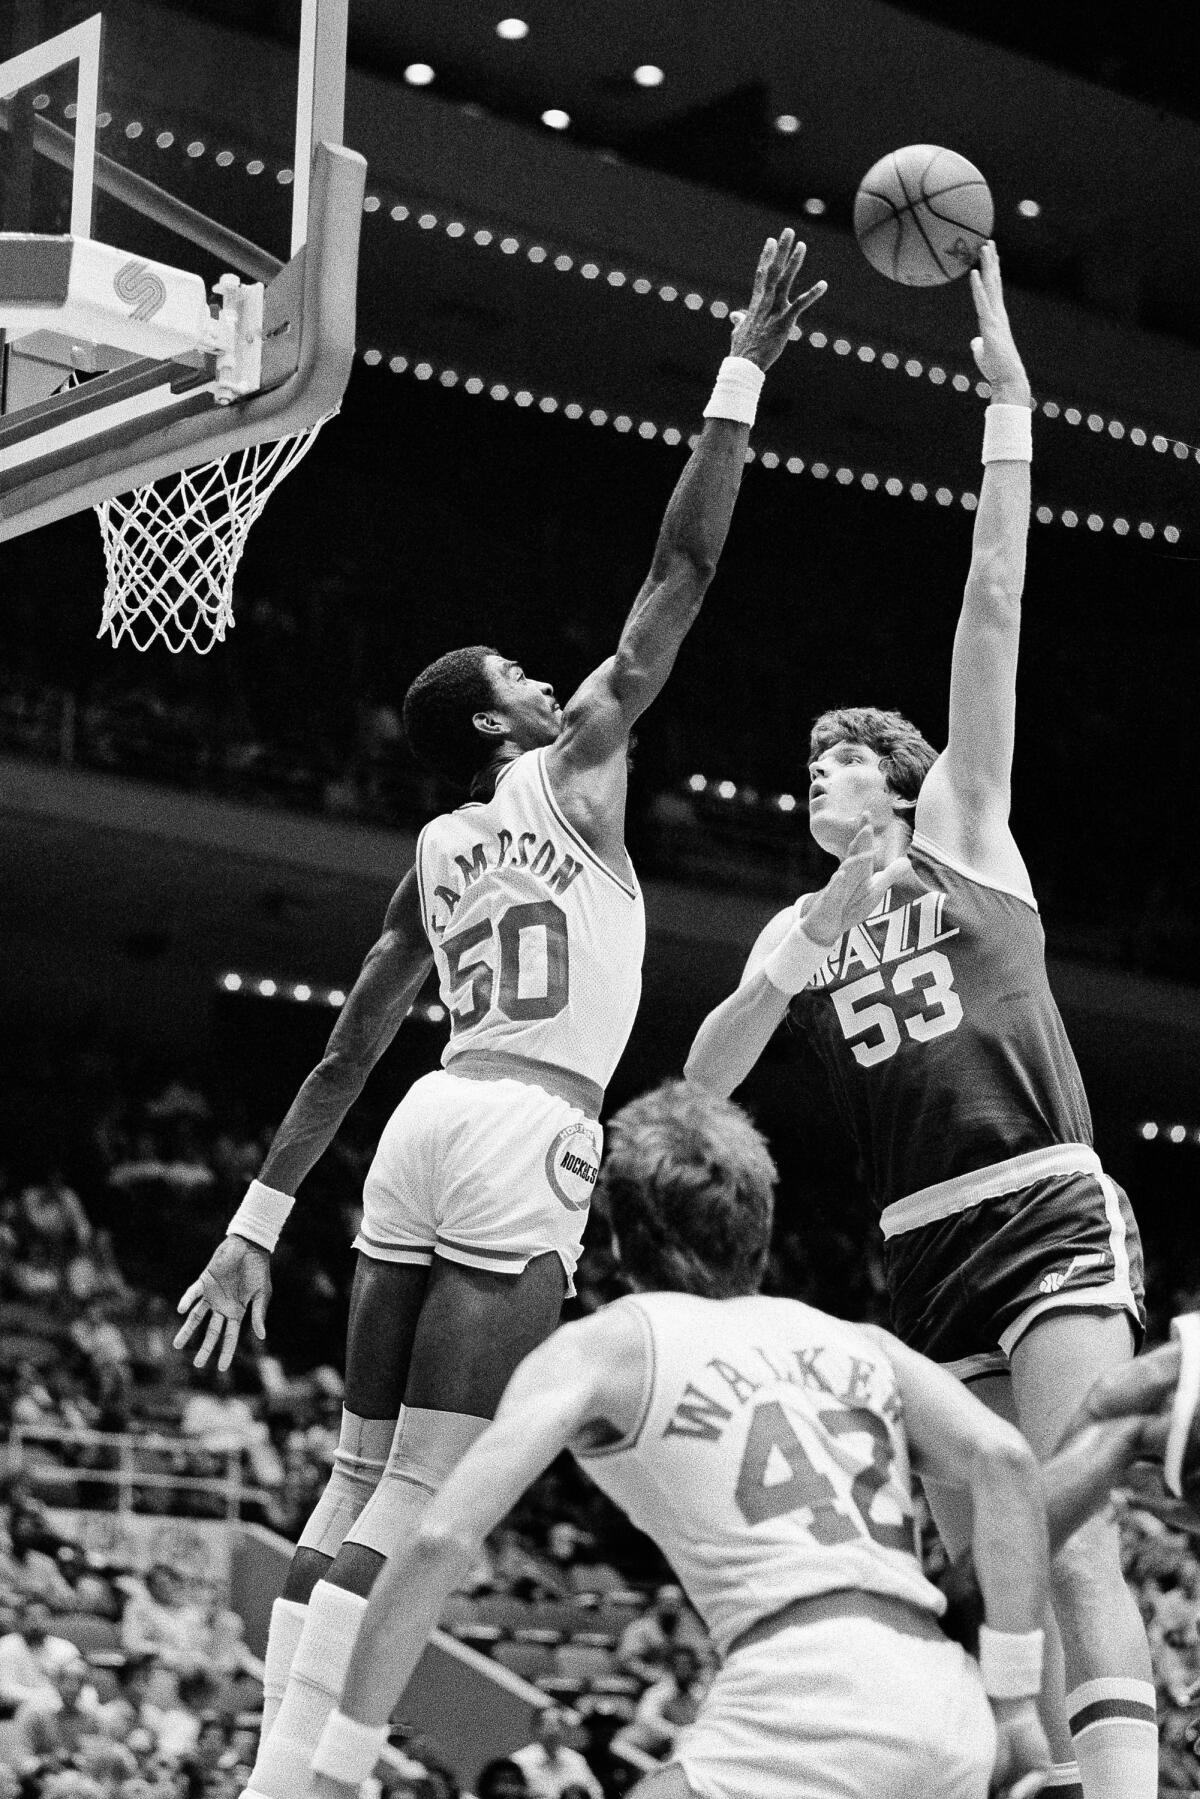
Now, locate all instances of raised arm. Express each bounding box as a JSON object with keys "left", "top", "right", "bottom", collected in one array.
[
  {"left": 310, "top": 1308, "right": 645, "bottom": 1798},
  {"left": 175, "top": 869, "right": 433, "bottom": 1370},
  {"left": 685, "top": 820, "right": 902, "bottom": 1096},
  {"left": 915, "top": 242, "right": 1034, "bottom": 885},
  {"left": 547, "top": 231, "right": 825, "bottom": 789}
]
